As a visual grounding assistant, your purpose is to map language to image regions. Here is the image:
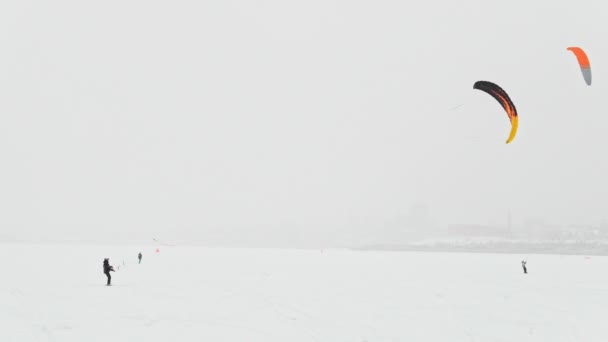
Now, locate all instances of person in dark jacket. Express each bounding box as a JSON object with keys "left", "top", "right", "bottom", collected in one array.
[
  {"left": 103, "top": 258, "right": 115, "bottom": 286},
  {"left": 521, "top": 260, "right": 527, "bottom": 274},
  {"left": 138, "top": 252, "right": 142, "bottom": 264}
]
